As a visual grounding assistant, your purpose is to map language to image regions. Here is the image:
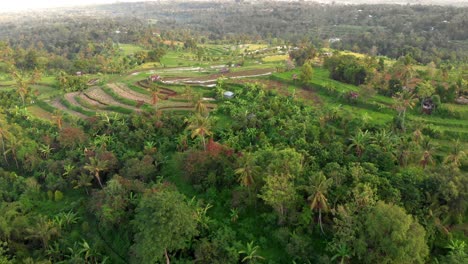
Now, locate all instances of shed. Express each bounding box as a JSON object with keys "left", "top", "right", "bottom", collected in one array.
[
  {"left": 149, "top": 75, "right": 161, "bottom": 82},
  {"left": 223, "top": 91, "right": 234, "bottom": 99}
]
